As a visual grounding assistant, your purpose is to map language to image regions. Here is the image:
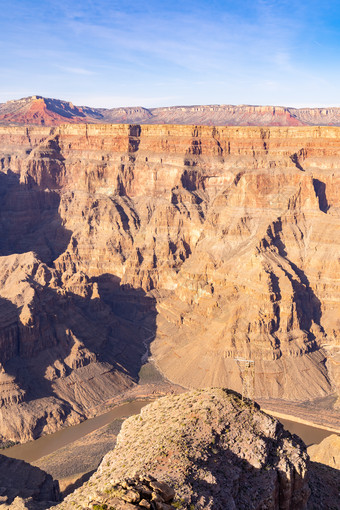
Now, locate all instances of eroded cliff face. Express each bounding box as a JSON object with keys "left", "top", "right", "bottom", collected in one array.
[{"left": 0, "top": 124, "right": 339, "bottom": 440}]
